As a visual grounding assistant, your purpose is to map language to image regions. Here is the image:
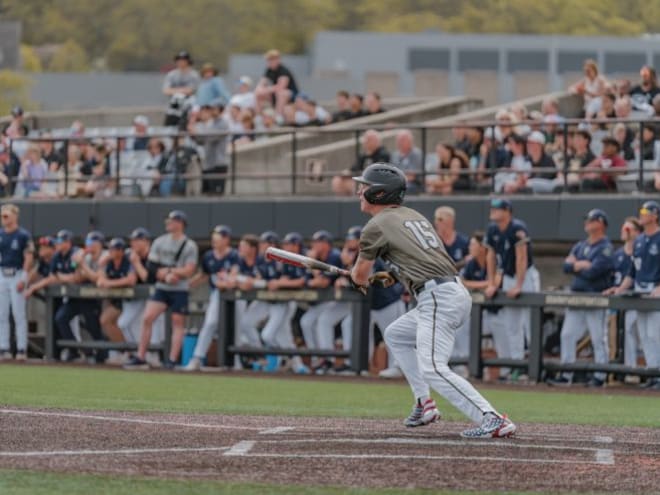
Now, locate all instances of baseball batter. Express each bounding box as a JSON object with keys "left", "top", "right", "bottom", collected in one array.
[{"left": 350, "top": 163, "right": 516, "bottom": 438}]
